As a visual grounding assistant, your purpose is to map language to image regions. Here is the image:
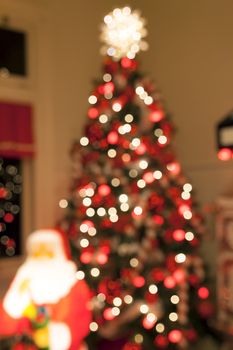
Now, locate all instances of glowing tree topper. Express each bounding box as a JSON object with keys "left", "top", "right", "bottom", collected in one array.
[{"left": 100, "top": 6, "right": 148, "bottom": 60}]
